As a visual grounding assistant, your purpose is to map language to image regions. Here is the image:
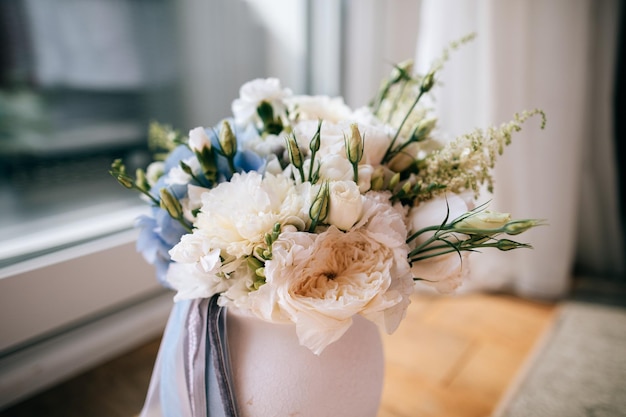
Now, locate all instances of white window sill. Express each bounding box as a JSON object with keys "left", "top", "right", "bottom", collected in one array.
[{"left": 0, "top": 204, "right": 172, "bottom": 410}]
